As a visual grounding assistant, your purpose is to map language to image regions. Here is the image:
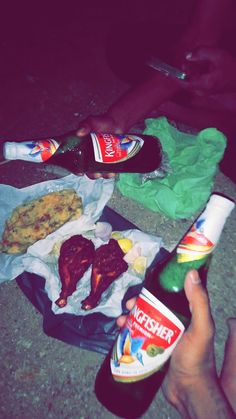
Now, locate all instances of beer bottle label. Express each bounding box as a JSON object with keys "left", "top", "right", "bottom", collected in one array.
[
  {"left": 4, "top": 139, "right": 60, "bottom": 162},
  {"left": 177, "top": 214, "right": 215, "bottom": 263},
  {"left": 91, "top": 133, "right": 144, "bottom": 164},
  {"left": 23, "top": 139, "right": 60, "bottom": 162},
  {"left": 111, "top": 287, "right": 185, "bottom": 382}
]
